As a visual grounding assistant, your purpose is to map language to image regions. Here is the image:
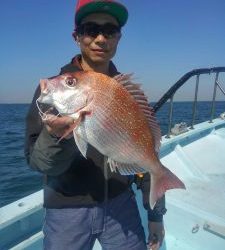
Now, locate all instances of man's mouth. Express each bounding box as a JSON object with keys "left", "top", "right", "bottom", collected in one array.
[{"left": 92, "top": 49, "right": 107, "bottom": 53}]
